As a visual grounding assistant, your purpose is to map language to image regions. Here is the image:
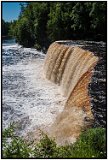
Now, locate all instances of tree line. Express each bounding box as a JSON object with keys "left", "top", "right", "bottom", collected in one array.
[
  {"left": 2, "top": 2, "right": 106, "bottom": 51},
  {"left": 2, "top": 19, "right": 11, "bottom": 37}
]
